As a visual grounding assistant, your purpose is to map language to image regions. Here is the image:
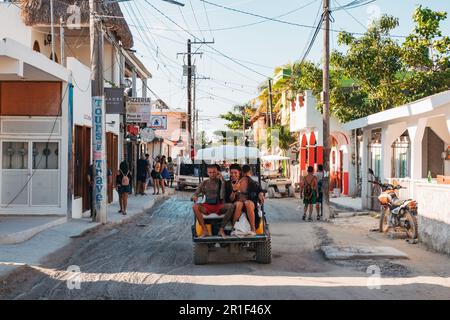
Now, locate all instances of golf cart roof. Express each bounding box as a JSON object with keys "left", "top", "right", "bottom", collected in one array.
[
  {"left": 261, "top": 155, "right": 290, "bottom": 161},
  {"left": 195, "top": 145, "right": 261, "bottom": 161}
]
